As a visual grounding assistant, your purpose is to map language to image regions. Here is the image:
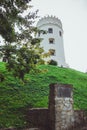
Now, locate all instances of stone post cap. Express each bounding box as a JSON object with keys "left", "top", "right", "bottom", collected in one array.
[
  {"left": 49, "top": 83, "right": 73, "bottom": 98},
  {"left": 50, "top": 83, "right": 73, "bottom": 88}
]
